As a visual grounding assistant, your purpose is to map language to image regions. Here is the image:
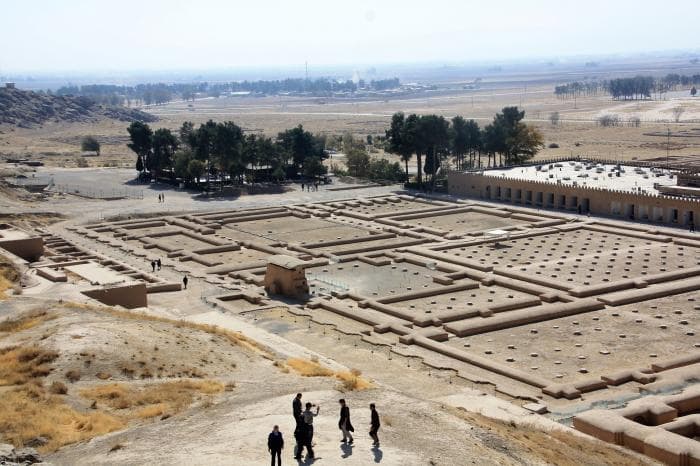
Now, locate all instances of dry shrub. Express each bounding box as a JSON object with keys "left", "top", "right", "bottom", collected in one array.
[
  {"left": 0, "top": 386, "right": 125, "bottom": 453},
  {"left": 80, "top": 379, "right": 224, "bottom": 419},
  {"left": 0, "top": 346, "right": 59, "bottom": 386},
  {"left": 285, "top": 359, "right": 372, "bottom": 390},
  {"left": 0, "top": 310, "right": 54, "bottom": 333},
  {"left": 286, "top": 358, "right": 334, "bottom": 377},
  {"left": 49, "top": 381, "right": 68, "bottom": 395},
  {"left": 65, "top": 369, "right": 81, "bottom": 383},
  {"left": 336, "top": 368, "right": 373, "bottom": 391},
  {"left": 273, "top": 360, "right": 290, "bottom": 373},
  {"left": 134, "top": 403, "right": 167, "bottom": 419},
  {"left": 0, "top": 254, "right": 21, "bottom": 300}
]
